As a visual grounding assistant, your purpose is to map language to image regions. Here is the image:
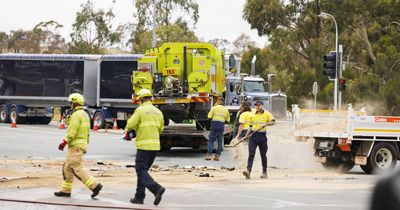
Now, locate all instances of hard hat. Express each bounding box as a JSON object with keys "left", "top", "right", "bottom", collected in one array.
[
  {"left": 136, "top": 89, "right": 152, "bottom": 100},
  {"left": 68, "top": 93, "right": 85, "bottom": 105}
]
